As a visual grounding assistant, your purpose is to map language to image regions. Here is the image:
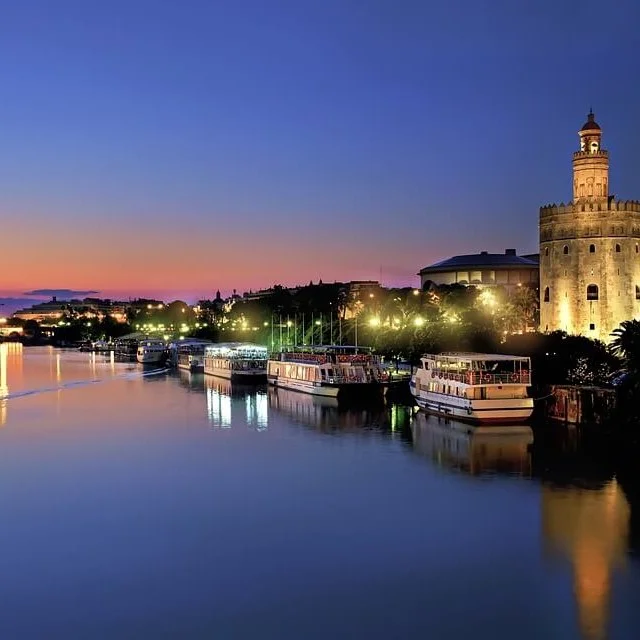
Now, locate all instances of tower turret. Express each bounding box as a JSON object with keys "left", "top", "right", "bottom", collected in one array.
[{"left": 573, "top": 110, "right": 608, "bottom": 202}]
